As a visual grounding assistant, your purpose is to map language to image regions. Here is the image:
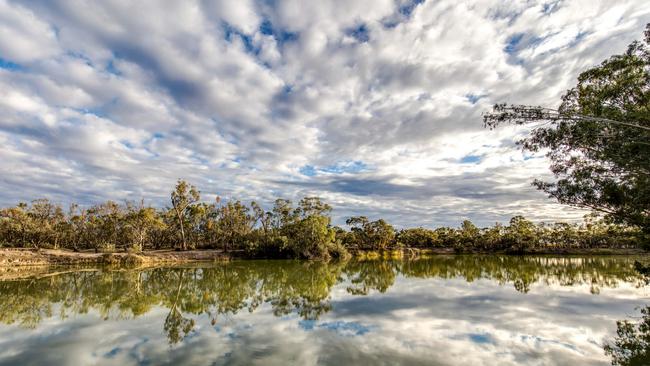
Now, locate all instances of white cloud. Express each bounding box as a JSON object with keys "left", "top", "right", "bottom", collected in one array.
[{"left": 0, "top": 0, "right": 648, "bottom": 226}]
